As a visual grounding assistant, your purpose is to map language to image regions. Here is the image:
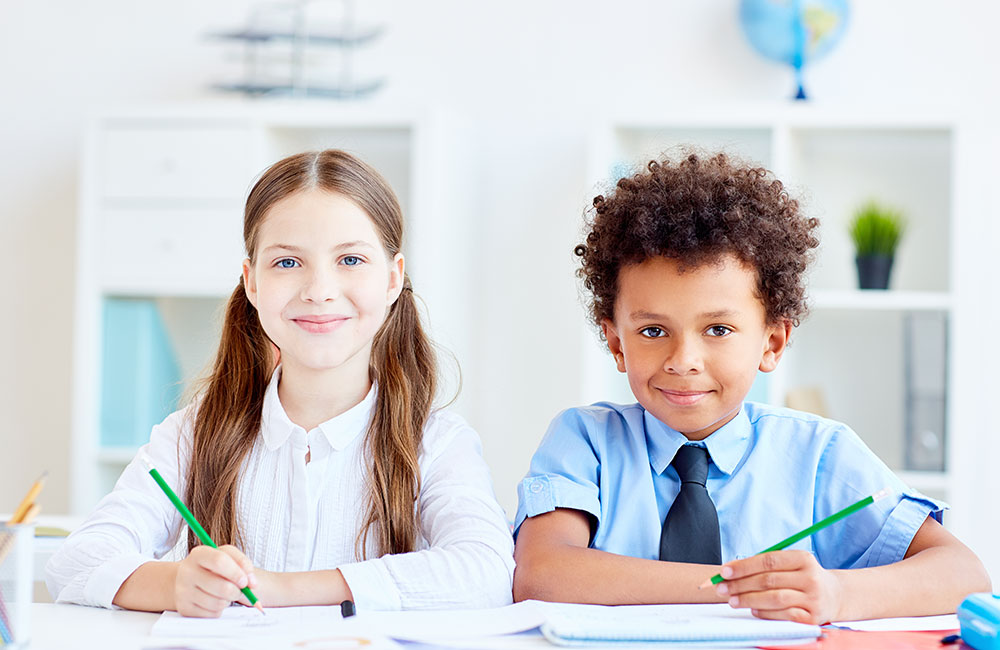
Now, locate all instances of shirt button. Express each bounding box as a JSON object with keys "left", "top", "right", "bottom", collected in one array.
[{"left": 529, "top": 480, "right": 543, "bottom": 494}]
